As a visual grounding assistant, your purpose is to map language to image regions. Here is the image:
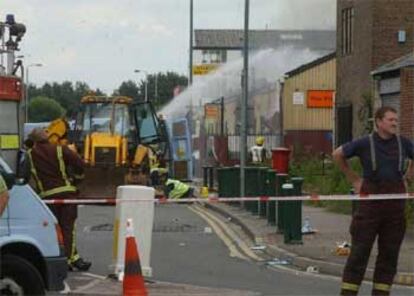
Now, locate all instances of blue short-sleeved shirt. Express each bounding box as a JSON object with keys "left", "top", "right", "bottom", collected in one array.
[{"left": 342, "top": 133, "right": 414, "bottom": 182}]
